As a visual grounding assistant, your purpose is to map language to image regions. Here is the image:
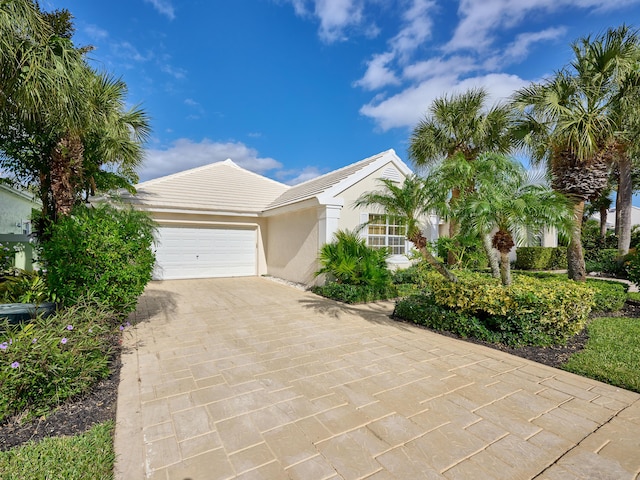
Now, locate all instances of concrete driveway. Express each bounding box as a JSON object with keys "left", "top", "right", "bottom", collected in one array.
[{"left": 114, "top": 277, "right": 640, "bottom": 479}]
